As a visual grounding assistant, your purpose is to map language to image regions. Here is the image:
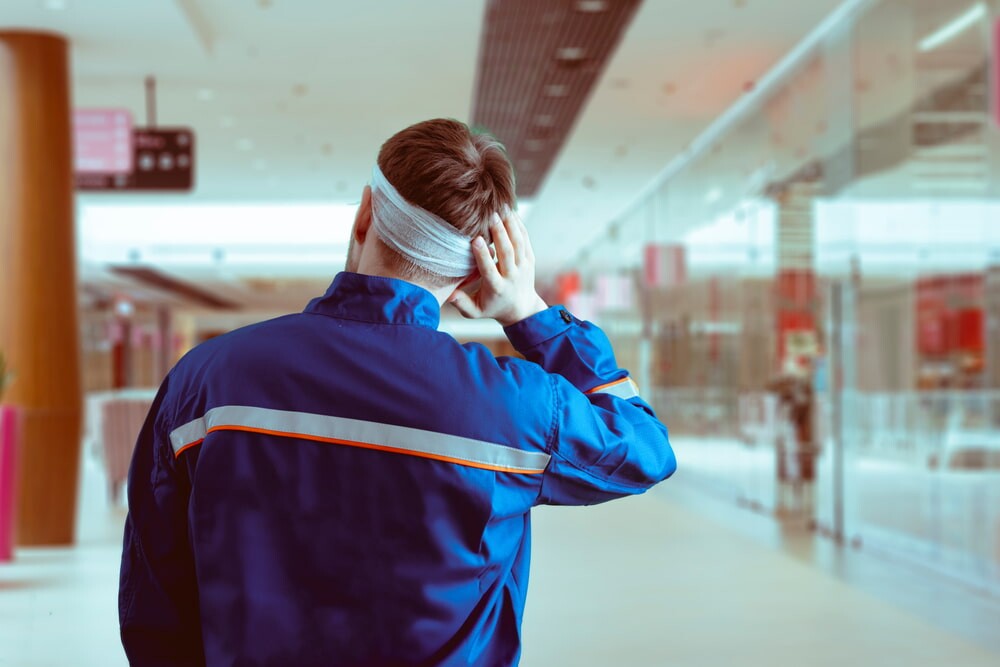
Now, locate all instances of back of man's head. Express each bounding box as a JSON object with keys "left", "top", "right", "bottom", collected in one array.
[{"left": 376, "top": 118, "right": 516, "bottom": 286}]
